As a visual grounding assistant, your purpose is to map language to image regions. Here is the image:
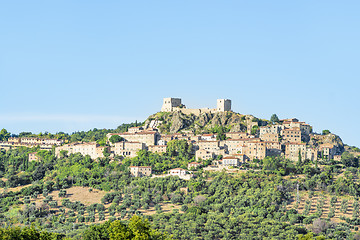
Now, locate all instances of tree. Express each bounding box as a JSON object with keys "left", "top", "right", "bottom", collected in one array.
[
  {"left": 109, "top": 135, "right": 124, "bottom": 144},
  {"left": 103, "top": 148, "right": 111, "bottom": 158},
  {"left": 0, "top": 226, "right": 61, "bottom": 240},
  {"left": 109, "top": 220, "right": 133, "bottom": 240},
  {"left": 270, "top": 114, "right": 279, "bottom": 124},
  {"left": 322, "top": 130, "right": 331, "bottom": 135},
  {"left": 83, "top": 221, "right": 111, "bottom": 240},
  {"left": 0, "top": 129, "right": 10, "bottom": 141},
  {"left": 341, "top": 152, "right": 358, "bottom": 168},
  {"left": 251, "top": 125, "right": 259, "bottom": 135},
  {"left": 297, "top": 150, "right": 302, "bottom": 167},
  {"left": 311, "top": 218, "right": 329, "bottom": 234}
]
